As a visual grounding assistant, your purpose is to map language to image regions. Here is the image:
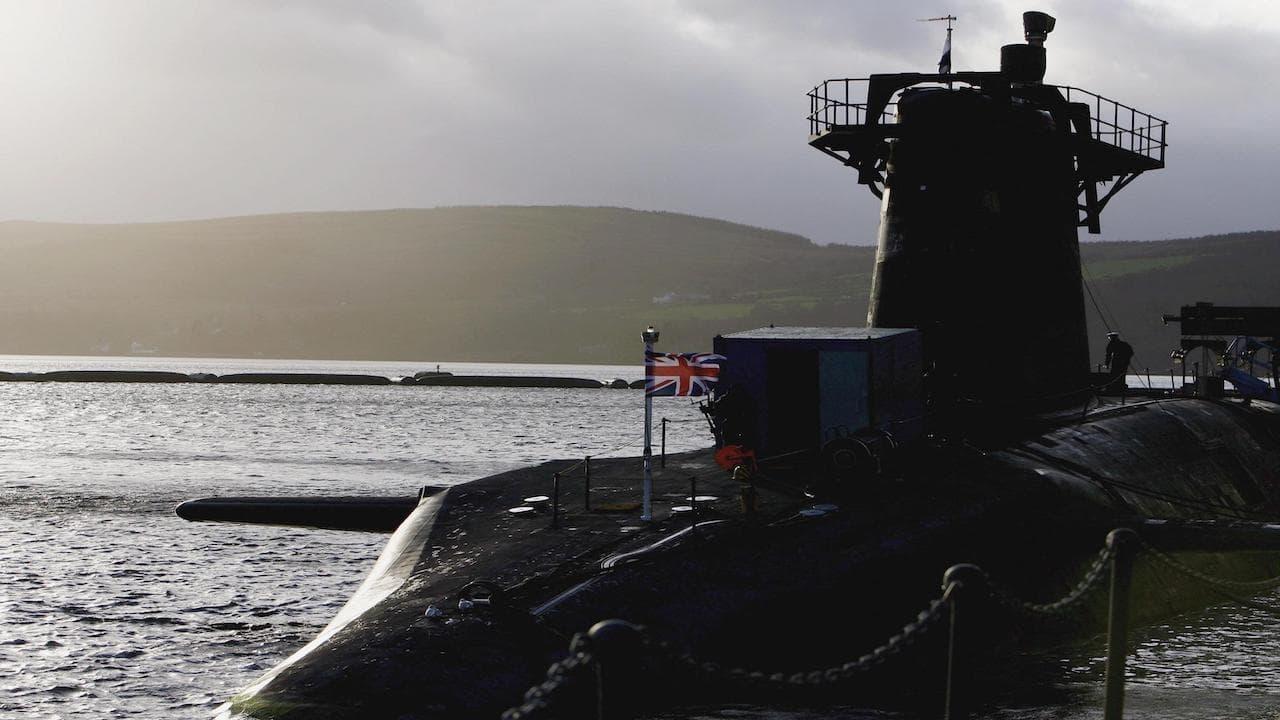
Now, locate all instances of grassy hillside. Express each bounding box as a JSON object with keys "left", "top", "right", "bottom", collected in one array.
[
  {"left": 0, "top": 207, "right": 1273, "bottom": 368},
  {"left": 1077, "top": 231, "right": 1280, "bottom": 373}
]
